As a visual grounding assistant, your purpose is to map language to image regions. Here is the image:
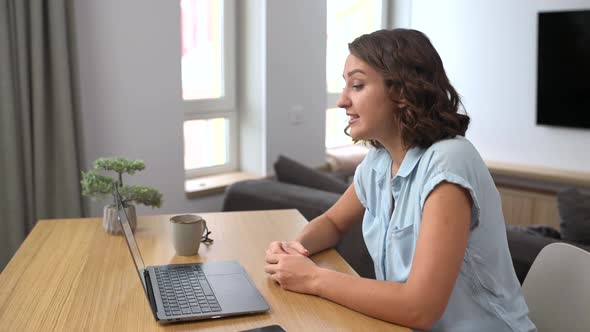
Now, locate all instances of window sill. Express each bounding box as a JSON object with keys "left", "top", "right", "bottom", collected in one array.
[{"left": 185, "top": 171, "right": 261, "bottom": 199}]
